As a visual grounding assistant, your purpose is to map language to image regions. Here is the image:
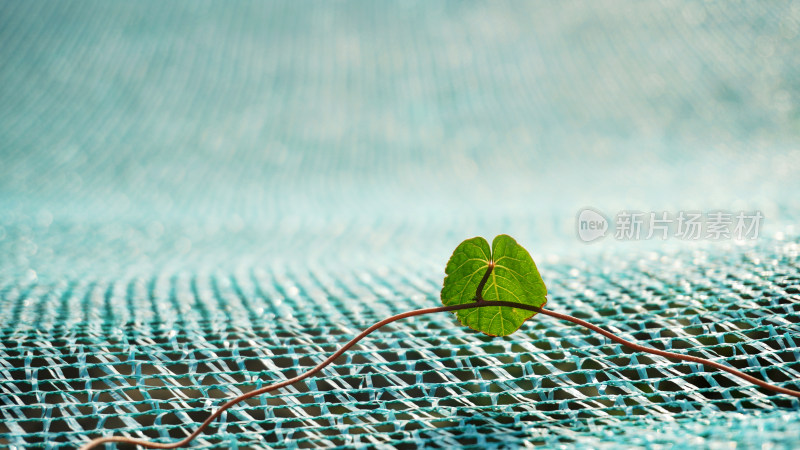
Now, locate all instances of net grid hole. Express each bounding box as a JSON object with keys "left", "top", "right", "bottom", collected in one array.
[{"left": 1, "top": 261, "right": 799, "bottom": 448}]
